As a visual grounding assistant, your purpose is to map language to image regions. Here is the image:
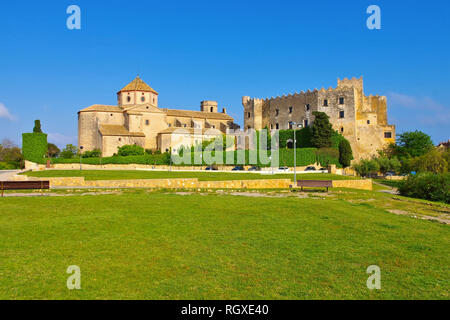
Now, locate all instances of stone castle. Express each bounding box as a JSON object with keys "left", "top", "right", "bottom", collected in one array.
[
  {"left": 78, "top": 76, "right": 239, "bottom": 156},
  {"left": 242, "top": 77, "right": 396, "bottom": 159}
]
